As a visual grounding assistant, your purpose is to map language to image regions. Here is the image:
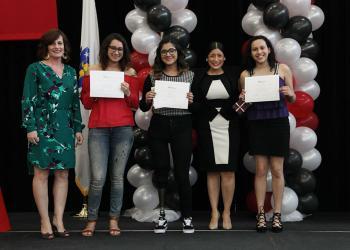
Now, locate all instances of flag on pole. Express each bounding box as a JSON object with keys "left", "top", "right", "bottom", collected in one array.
[{"left": 75, "top": 0, "right": 100, "bottom": 197}]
